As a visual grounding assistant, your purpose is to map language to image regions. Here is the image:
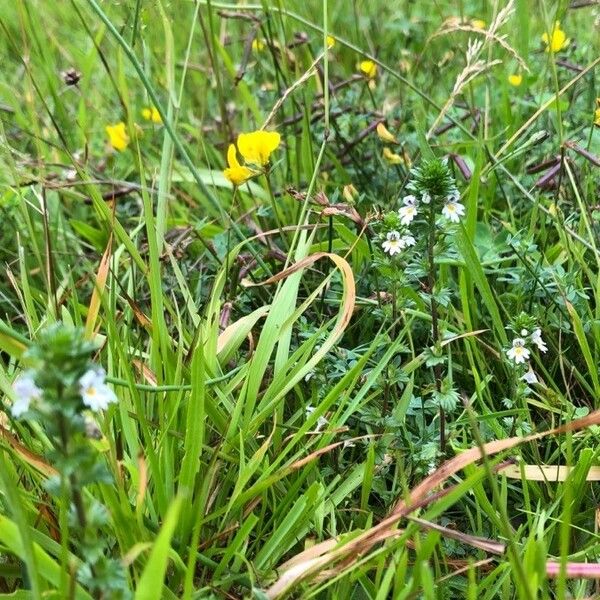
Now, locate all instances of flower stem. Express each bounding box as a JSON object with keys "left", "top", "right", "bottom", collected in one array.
[{"left": 427, "top": 204, "right": 445, "bottom": 454}]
